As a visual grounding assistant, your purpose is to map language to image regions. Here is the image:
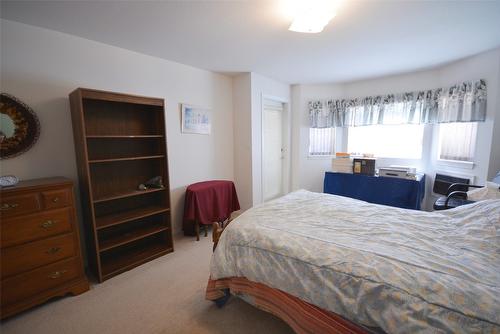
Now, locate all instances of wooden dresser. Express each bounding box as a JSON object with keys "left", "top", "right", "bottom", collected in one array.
[{"left": 1, "top": 177, "right": 89, "bottom": 319}]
